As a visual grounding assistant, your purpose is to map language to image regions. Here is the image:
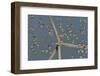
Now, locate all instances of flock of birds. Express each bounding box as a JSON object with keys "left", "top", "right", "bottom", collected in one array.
[{"left": 29, "top": 16, "right": 88, "bottom": 60}]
